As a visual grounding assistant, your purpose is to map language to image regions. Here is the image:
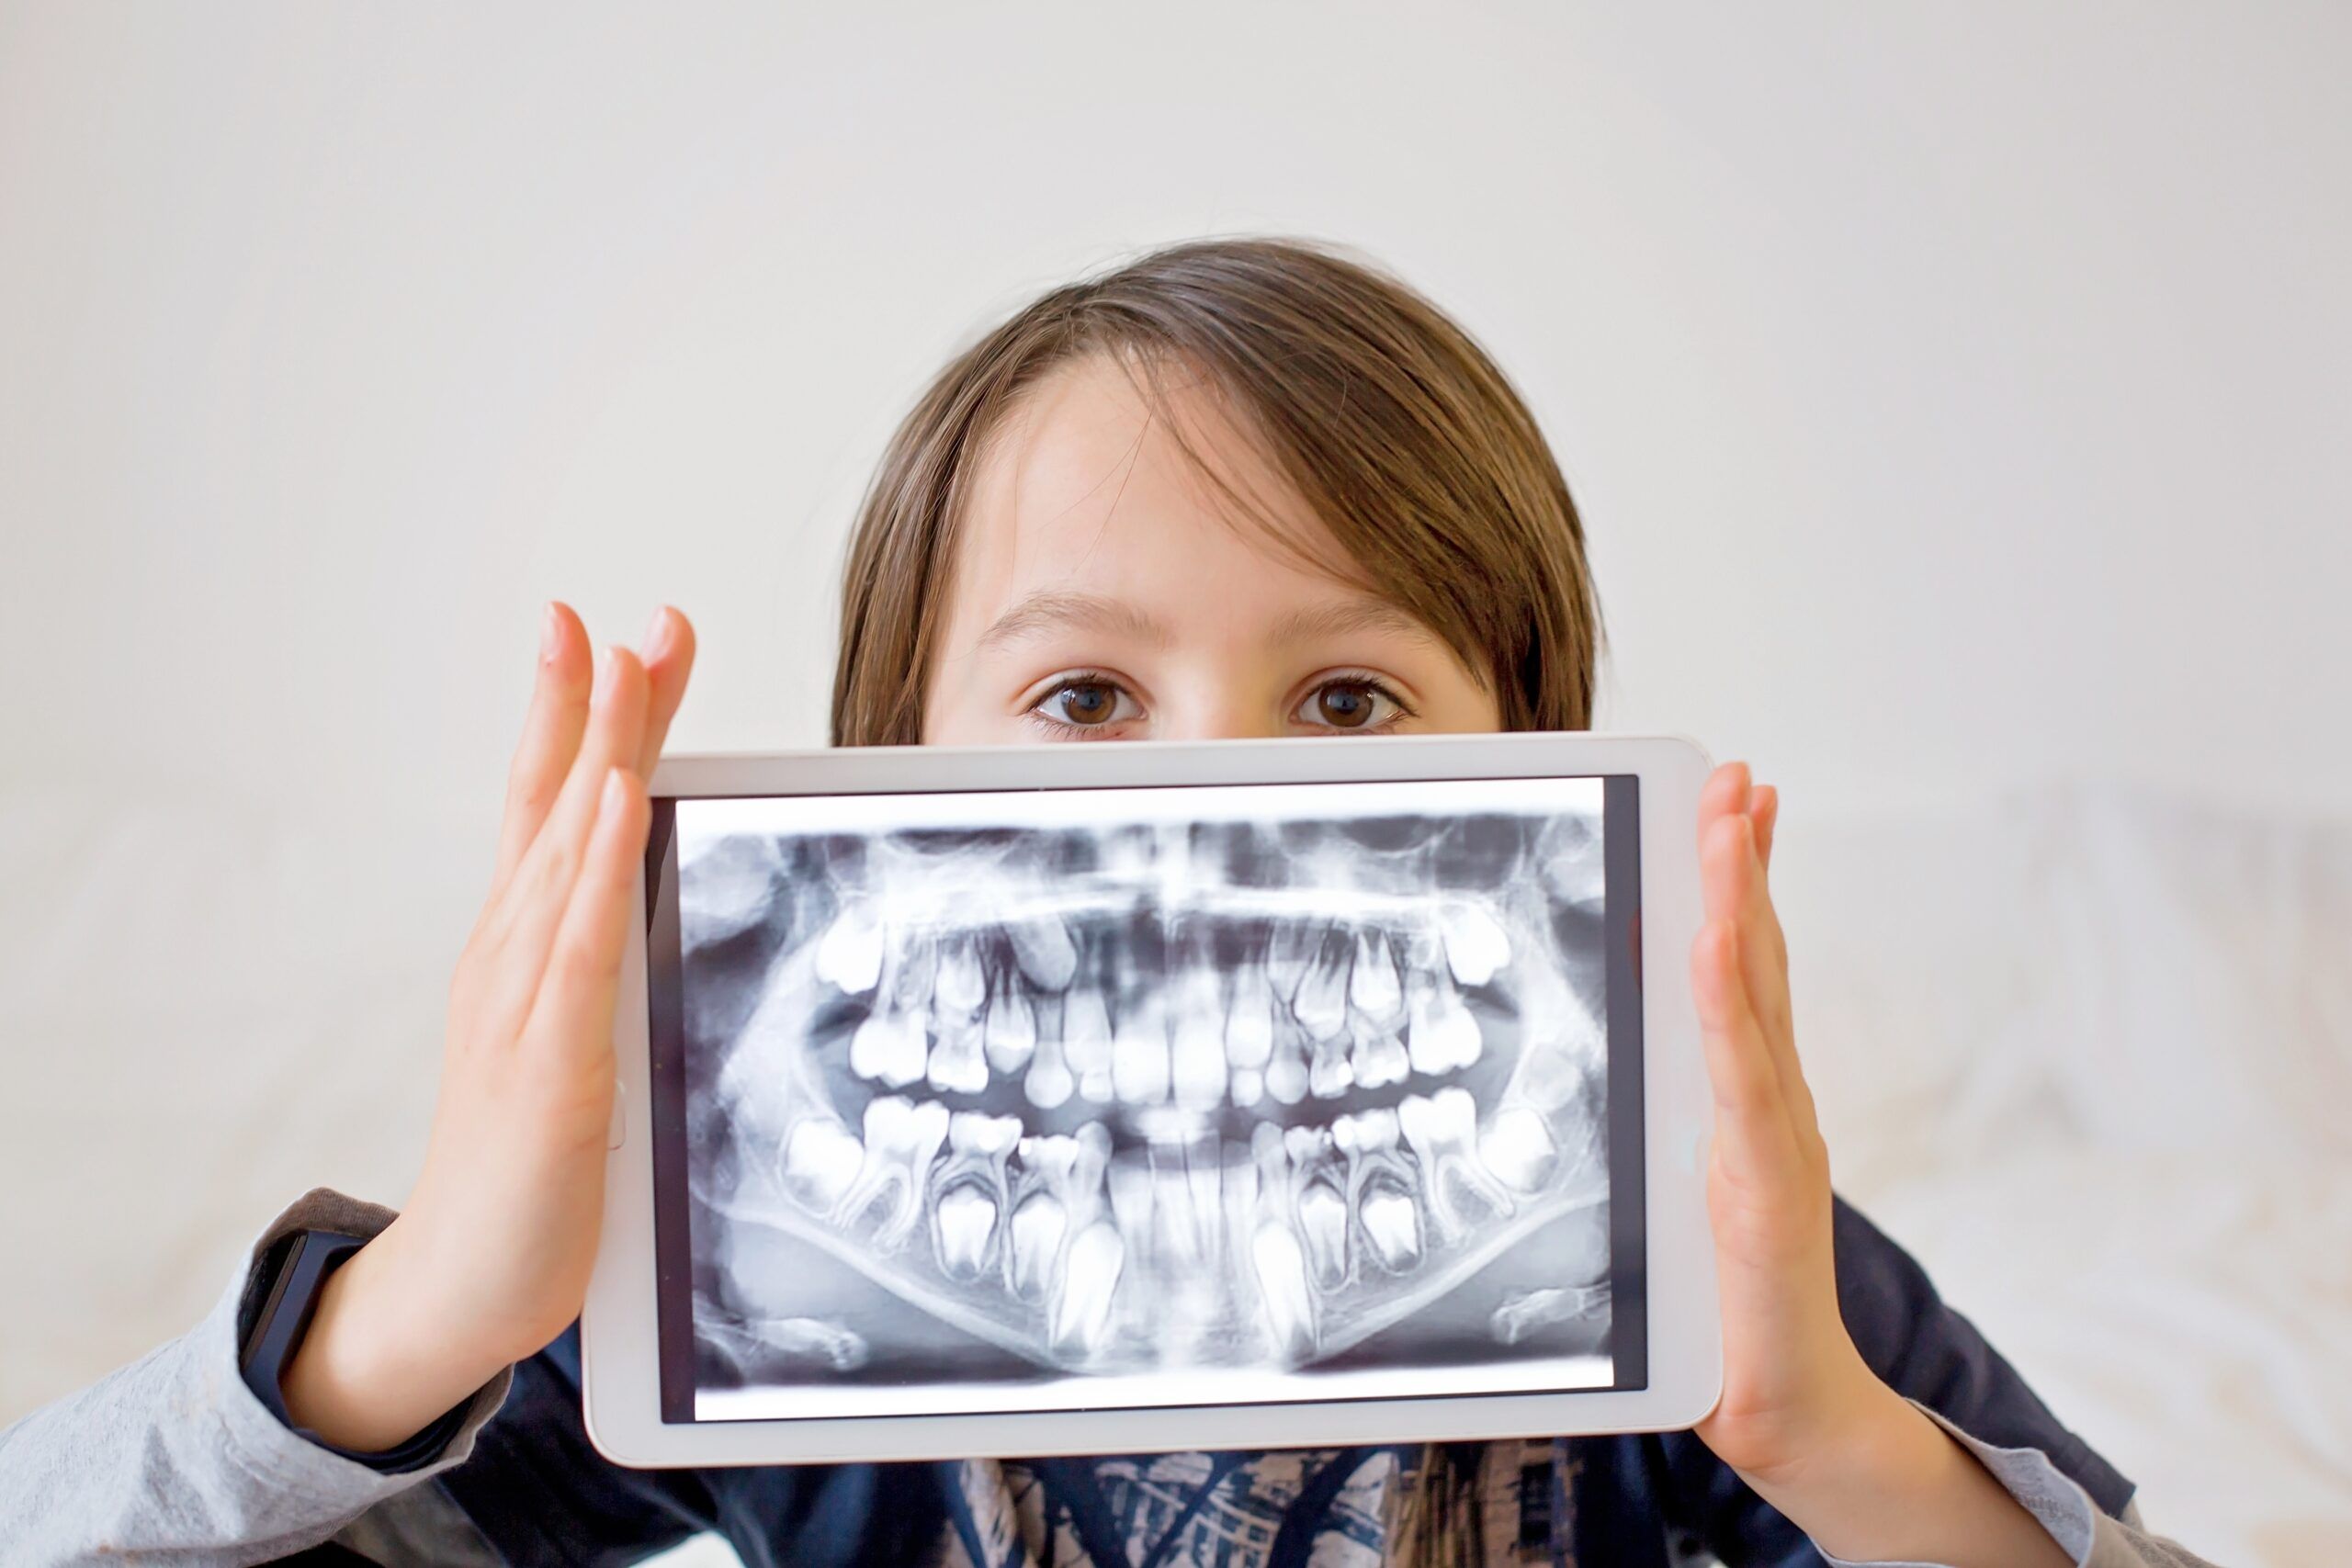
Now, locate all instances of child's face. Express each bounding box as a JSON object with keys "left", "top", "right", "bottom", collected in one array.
[{"left": 923, "top": 356, "right": 1503, "bottom": 745}]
